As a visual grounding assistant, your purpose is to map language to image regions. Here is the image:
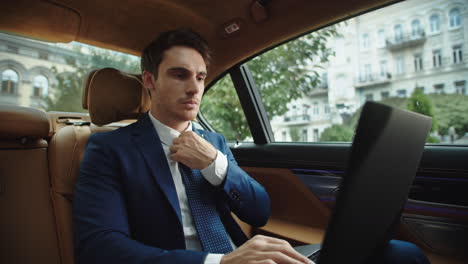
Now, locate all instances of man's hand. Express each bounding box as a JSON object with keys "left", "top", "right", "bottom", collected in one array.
[
  {"left": 221, "top": 235, "right": 314, "bottom": 264},
  {"left": 170, "top": 131, "right": 217, "bottom": 170}
]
